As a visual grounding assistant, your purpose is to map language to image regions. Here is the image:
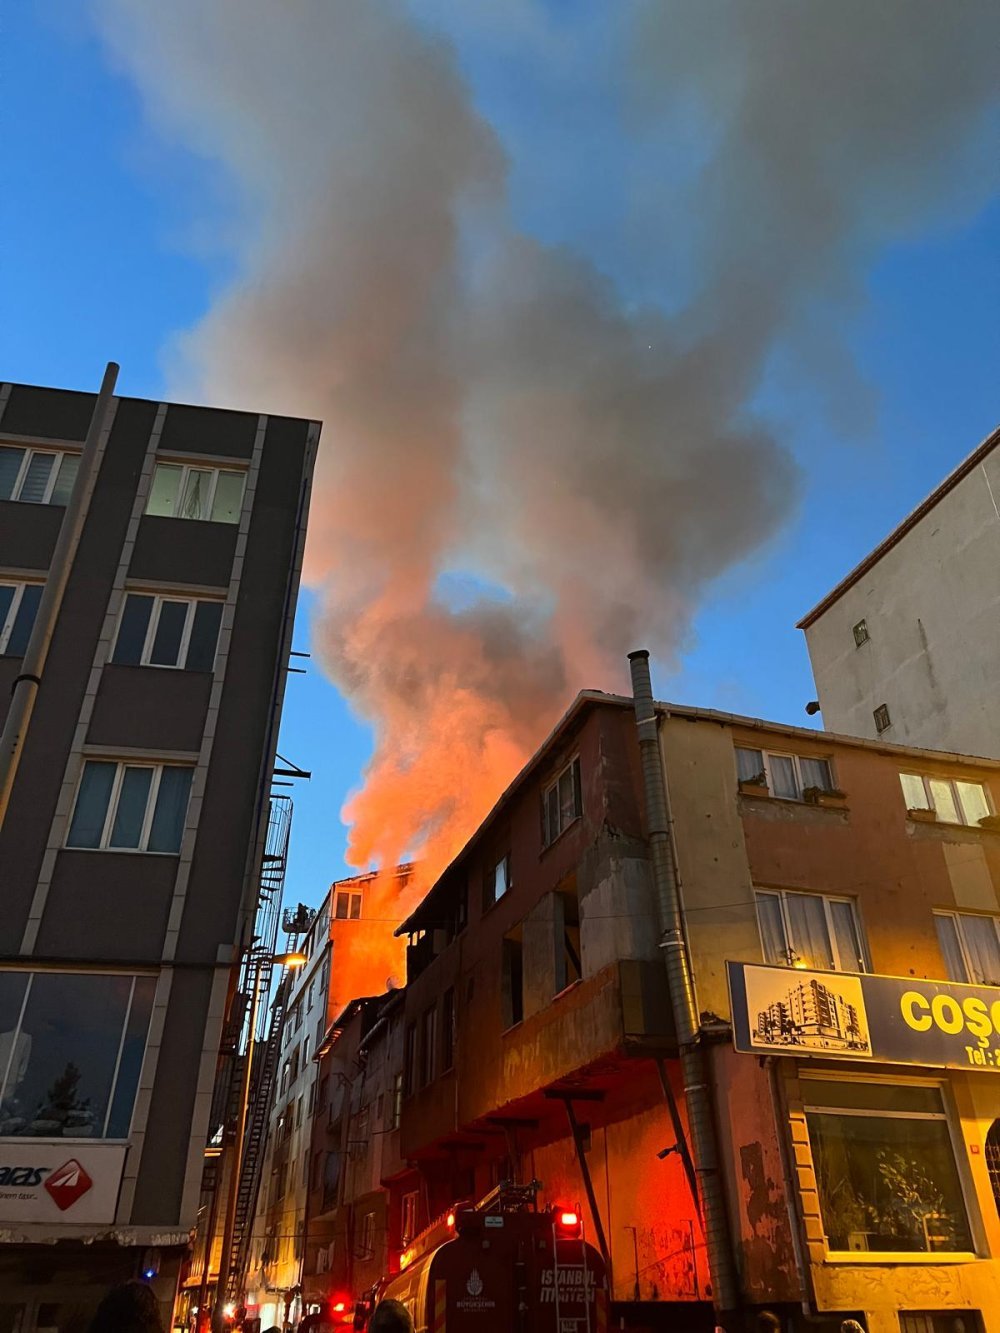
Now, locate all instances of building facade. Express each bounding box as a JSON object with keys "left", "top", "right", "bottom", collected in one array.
[
  {"left": 246, "top": 868, "right": 409, "bottom": 1326},
  {"left": 353, "top": 691, "right": 1000, "bottom": 1332},
  {"left": 0, "top": 378, "right": 317, "bottom": 1329},
  {"left": 800, "top": 424, "right": 1000, "bottom": 758}
]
